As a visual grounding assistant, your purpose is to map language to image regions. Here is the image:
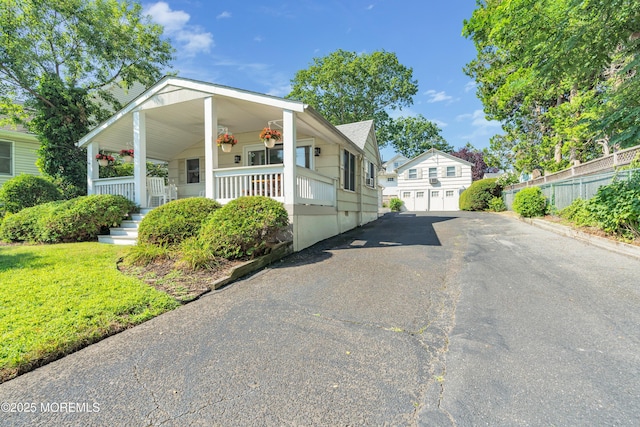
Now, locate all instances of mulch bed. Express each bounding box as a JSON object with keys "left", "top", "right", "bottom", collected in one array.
[{"left": 117, "top": 257, "right": 245, "bottom": 302}]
